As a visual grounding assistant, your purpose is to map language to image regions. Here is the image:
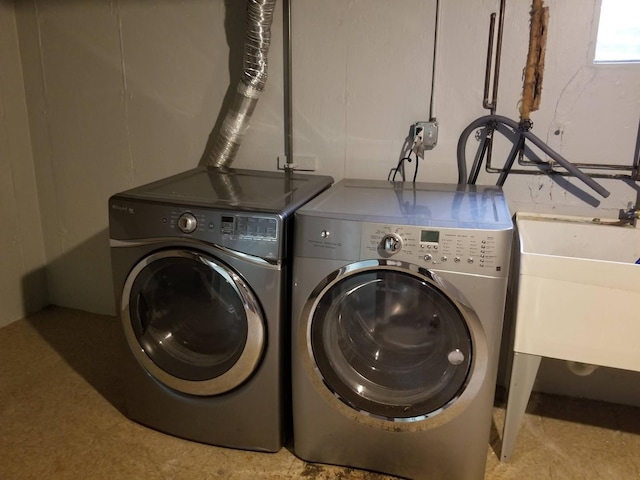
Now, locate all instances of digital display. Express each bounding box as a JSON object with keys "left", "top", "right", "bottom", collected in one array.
[
  {"left": 220, "top": 215, "right": 235, "bottom": 235},
  {"left": 220, "top": 214, "right": 278, "bottom": 239},
  {"left": 236, "top": 216, "right": 277, "bottom": 239},
  {"left": 421, "top": 230, "right": 440, "bottom": 243}
]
